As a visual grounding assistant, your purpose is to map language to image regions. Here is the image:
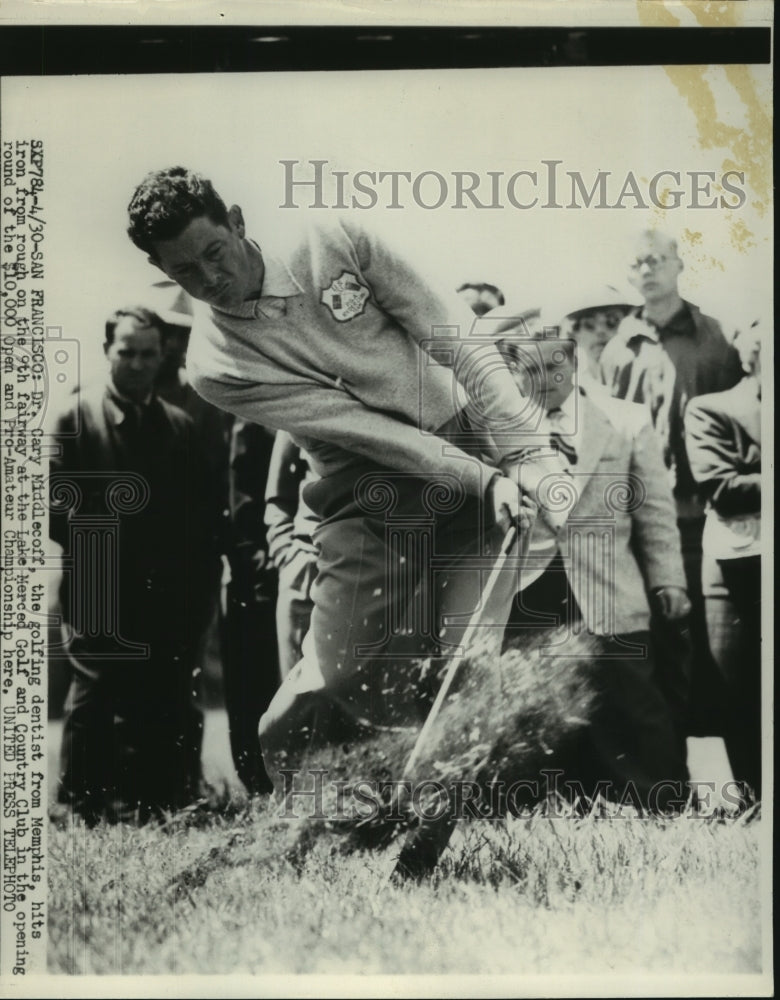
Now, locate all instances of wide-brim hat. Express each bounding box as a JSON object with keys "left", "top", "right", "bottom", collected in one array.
[
  {"left": 478, "top": 303, "right": 546, "bottom": 339},
  {"left": 554, "top": 284, "right": 637, "bottom": 326}
]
